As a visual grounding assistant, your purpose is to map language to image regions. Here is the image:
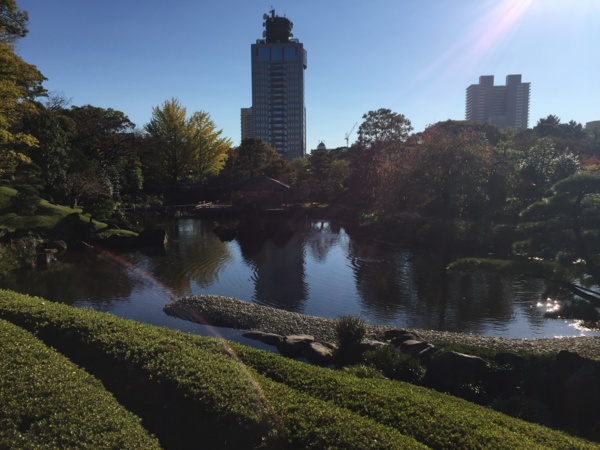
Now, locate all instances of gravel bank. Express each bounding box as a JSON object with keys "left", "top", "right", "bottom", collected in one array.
[{"left": 164, "top": 295, "right": 600, "bottom": 359}]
